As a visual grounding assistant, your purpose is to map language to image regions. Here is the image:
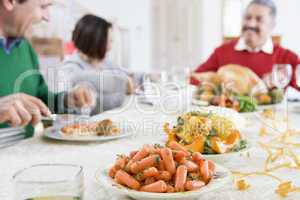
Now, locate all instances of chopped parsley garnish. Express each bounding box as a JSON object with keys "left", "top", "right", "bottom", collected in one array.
[
  {"left": 177, "top": 117, "right": 185, "bottom": 126},
  {"left": 232, "top": 139, "right": 248, "bottom": 152}
]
